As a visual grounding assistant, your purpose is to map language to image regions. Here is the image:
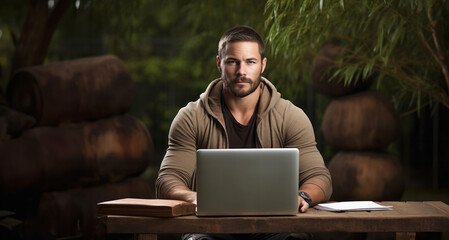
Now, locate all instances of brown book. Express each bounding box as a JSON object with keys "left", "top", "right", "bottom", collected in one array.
[{"left": 97, "top": 198, "right": 196, "bottom": 217}]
